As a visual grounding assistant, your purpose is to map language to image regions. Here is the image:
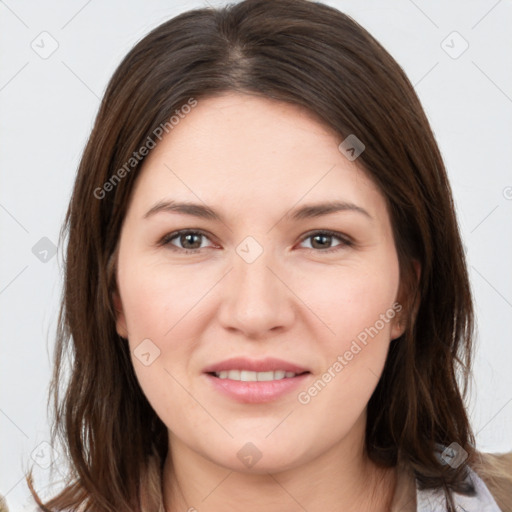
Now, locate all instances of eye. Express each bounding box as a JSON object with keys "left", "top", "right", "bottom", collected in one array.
[
  {"left": 298, "top": 230, "right": 352, "bottom": 253},
  {"left": 159, "top": 229, "right": 352, "bottom": 255},
  {"left": 159, "top": 229, "right": 215, "bottom": 253}
]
